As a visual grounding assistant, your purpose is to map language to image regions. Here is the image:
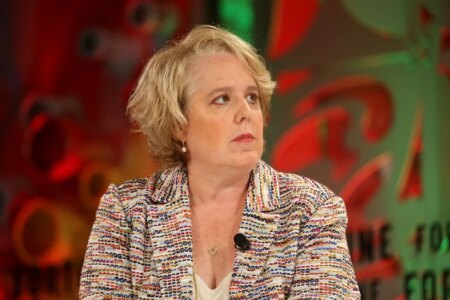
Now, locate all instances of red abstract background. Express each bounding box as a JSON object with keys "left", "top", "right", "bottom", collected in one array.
[{"left": 1, "top": 0, "right": 449, "bottom": 299}]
